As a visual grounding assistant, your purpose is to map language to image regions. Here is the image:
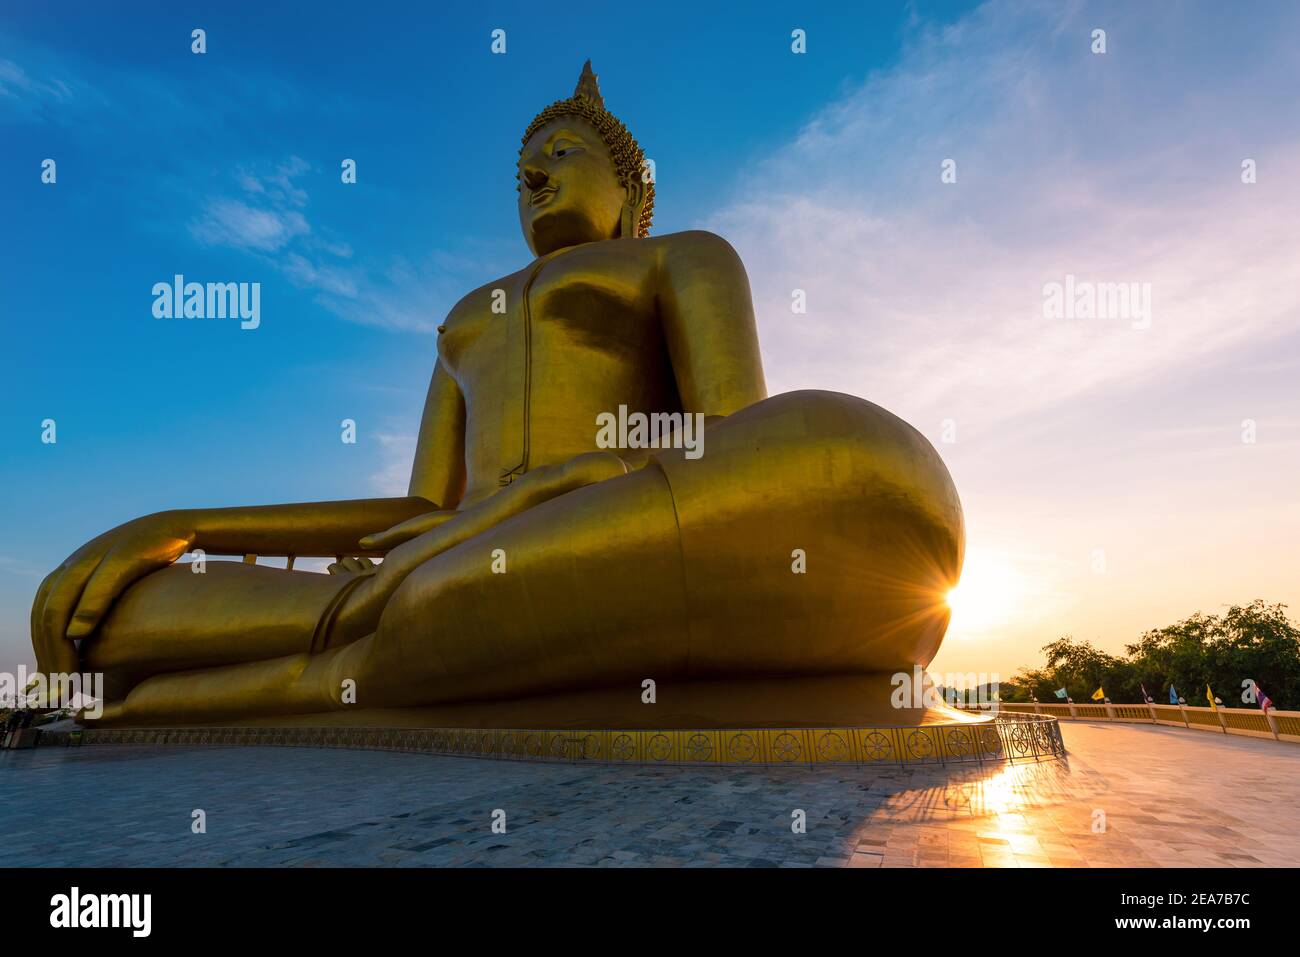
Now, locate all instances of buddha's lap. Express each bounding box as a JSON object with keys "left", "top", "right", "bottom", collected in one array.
[
  {"left": 87, "top": 391, "right": 961, "bottom": 686},
  {"left": 366, "top": 391, "right": 962, "bottom": 683}
]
